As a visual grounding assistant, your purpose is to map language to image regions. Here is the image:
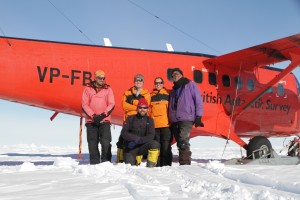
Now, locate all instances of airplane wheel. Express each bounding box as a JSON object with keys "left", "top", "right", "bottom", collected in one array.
[
  {"left": 287, "top": 142, "right": 299, "bottom": 157},
  {"left": 246, "top": 136, "right": 272, "bottom": 159}
]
